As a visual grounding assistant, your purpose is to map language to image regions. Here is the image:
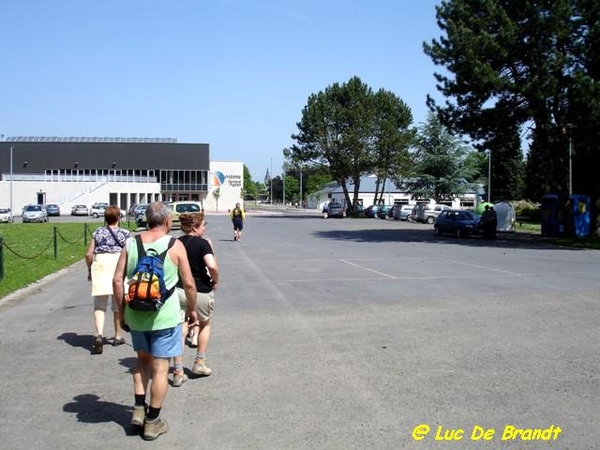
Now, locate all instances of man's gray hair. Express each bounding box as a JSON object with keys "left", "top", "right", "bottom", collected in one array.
[{"left": 146, "top": 202, "right": 171, "bottom": 228}]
